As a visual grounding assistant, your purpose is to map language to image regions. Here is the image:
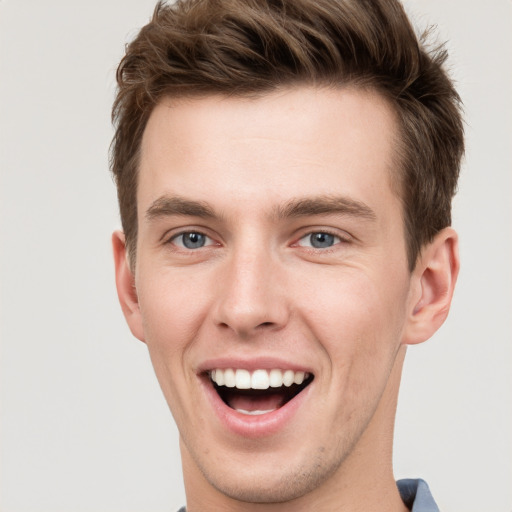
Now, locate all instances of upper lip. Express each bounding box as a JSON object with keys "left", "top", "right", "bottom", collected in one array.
[{"left": 196, "top": 357, "right": 314, "bottom": 375}]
